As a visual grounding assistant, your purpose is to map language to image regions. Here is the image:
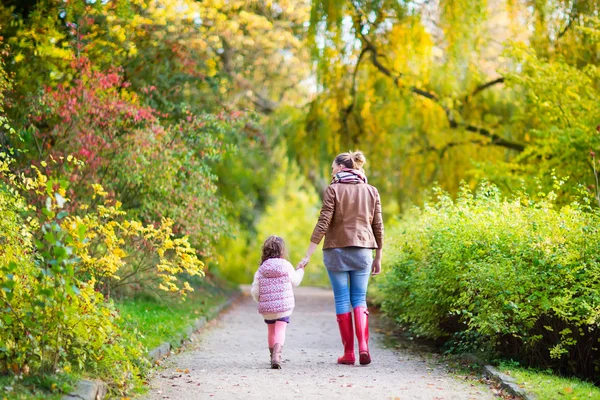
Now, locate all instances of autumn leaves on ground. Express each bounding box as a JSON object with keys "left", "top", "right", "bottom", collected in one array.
[{"left": 1, "top": 0, "right": 600, "bottom": 399}]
